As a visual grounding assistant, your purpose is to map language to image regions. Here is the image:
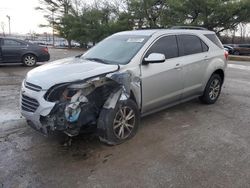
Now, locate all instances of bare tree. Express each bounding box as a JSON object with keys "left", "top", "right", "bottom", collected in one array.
[
  {"left": 238, "top": 23, "right": 247, "bottom": 42},
  {"left": 1, "top": 22, "right": 5, "bottom": 37}
]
